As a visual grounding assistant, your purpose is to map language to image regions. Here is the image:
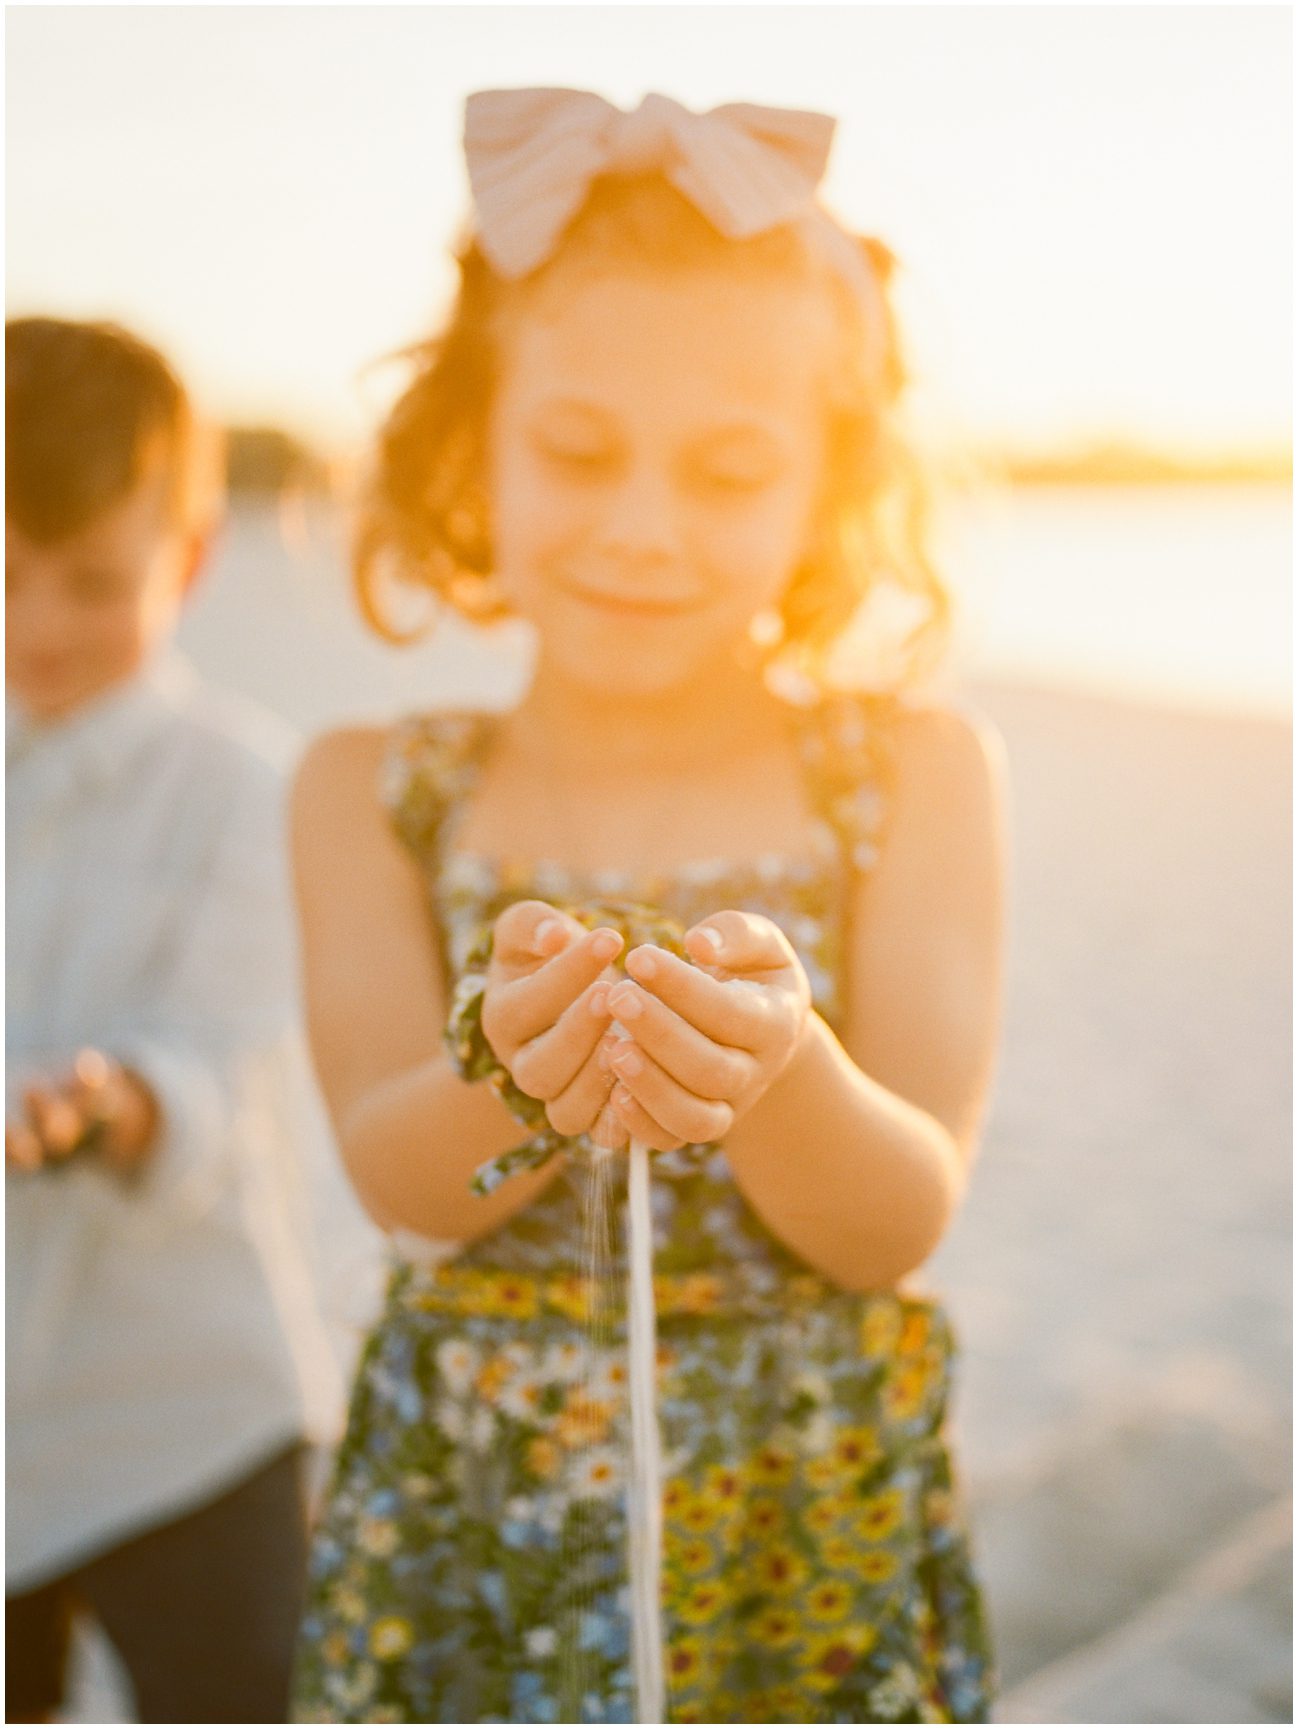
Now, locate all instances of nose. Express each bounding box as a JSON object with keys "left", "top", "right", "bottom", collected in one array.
[{"left": 597, "top": 461, "right": 683, "bottom": 568}]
